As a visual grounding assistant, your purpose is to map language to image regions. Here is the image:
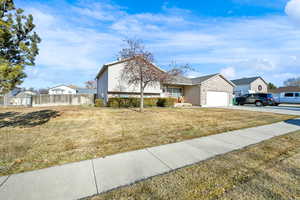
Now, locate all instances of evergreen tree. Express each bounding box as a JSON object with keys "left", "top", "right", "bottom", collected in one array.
[
  {"left": 267, "top": 82, "right": 277, "bottom": 90},
  {"left": 0, "top": 0, "right": 41, "bottom": 93}
]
